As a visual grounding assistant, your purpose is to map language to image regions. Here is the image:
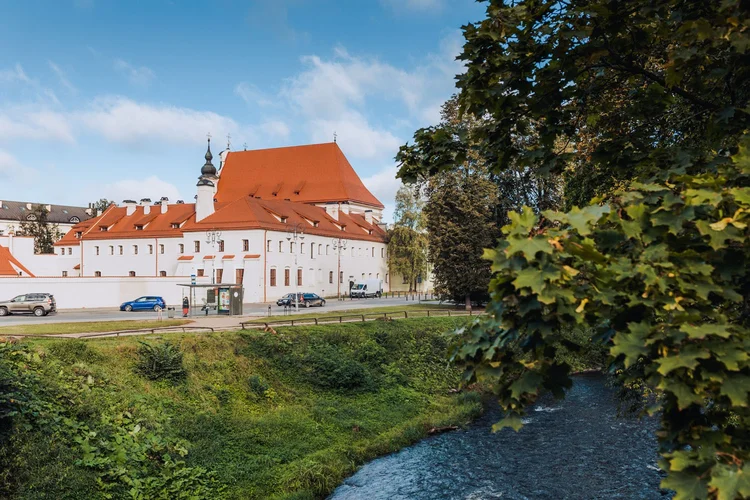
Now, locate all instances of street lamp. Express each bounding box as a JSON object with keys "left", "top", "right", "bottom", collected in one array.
[
  {"left": 206, "top": 229, "right": 222, "bottom": 284},
  {"left": 286, "top": 224, "right": 305, "bottom": 310},
  {"left": 332, "top": 237, "right": 348, "bottom": 300}
]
